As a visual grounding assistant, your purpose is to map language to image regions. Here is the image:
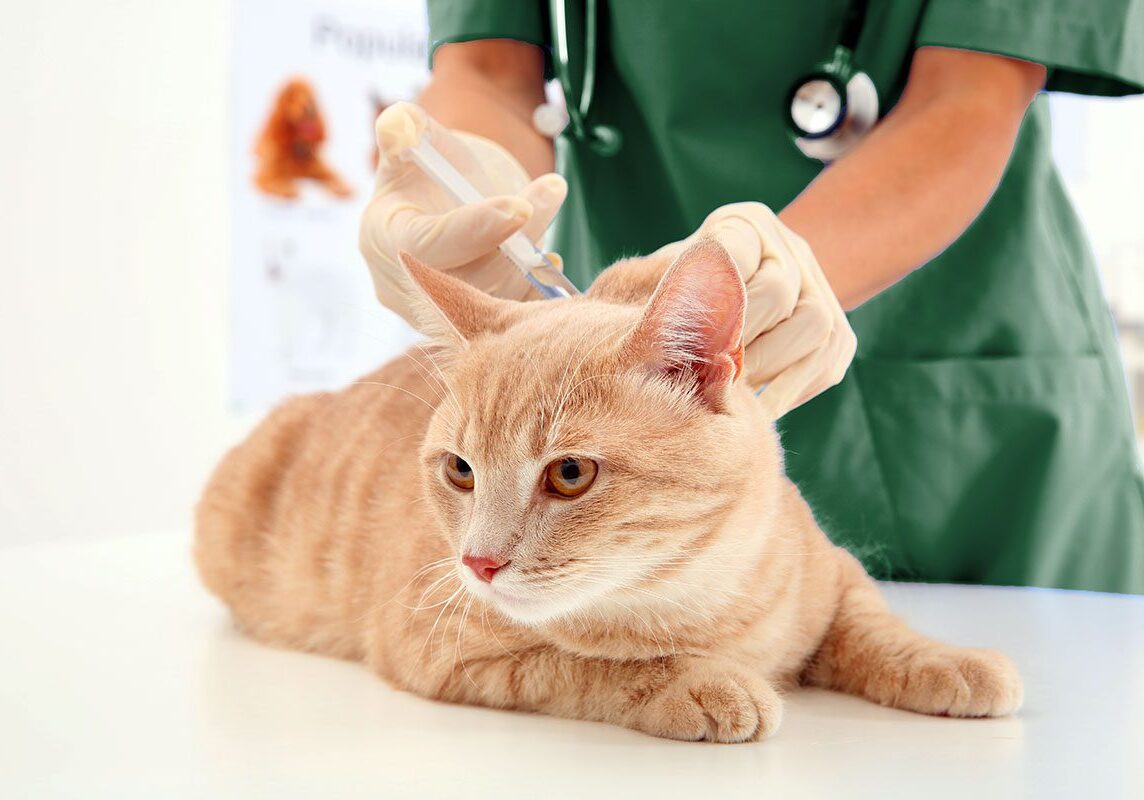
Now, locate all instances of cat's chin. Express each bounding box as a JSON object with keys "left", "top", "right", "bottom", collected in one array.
[{"left": 462, "top": 578, "right": 589, "bottom": 626}]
